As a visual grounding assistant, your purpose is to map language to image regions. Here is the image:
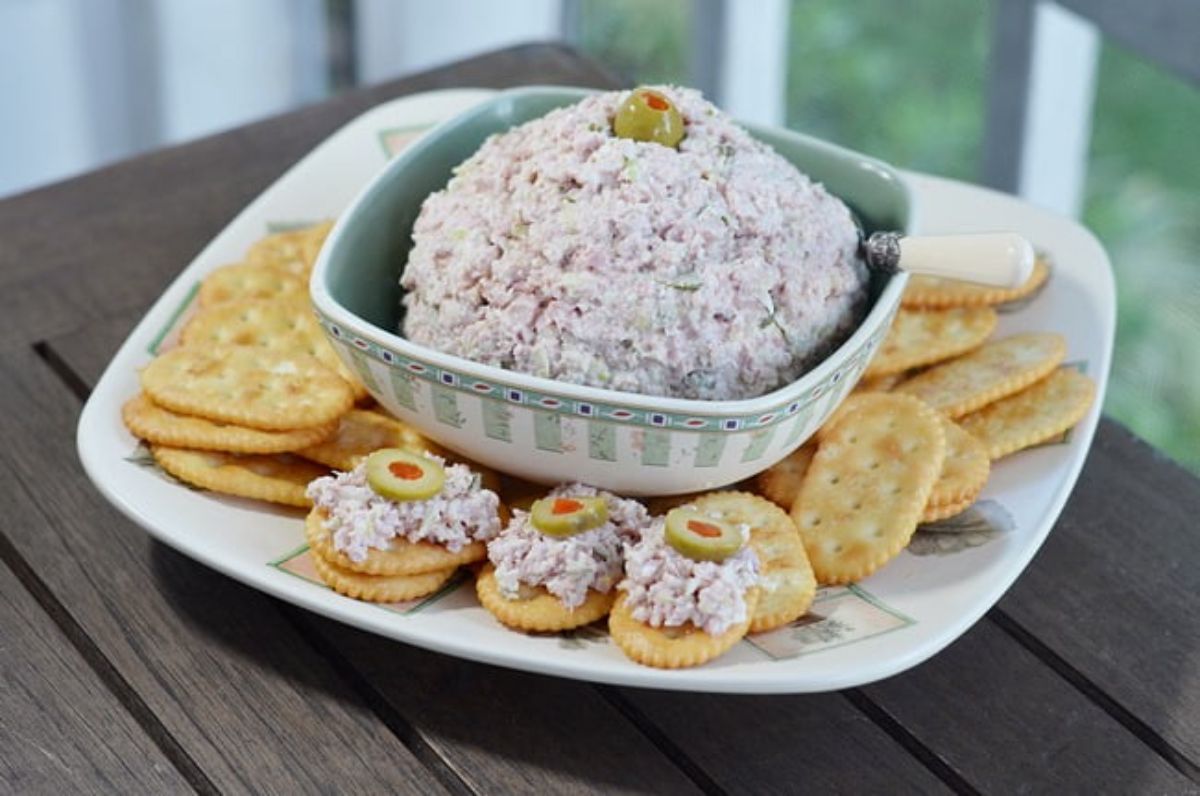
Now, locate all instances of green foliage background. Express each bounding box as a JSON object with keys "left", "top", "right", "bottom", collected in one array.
[{"left": 579, "top": 0, "right": 1200, "bottom": 472}]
